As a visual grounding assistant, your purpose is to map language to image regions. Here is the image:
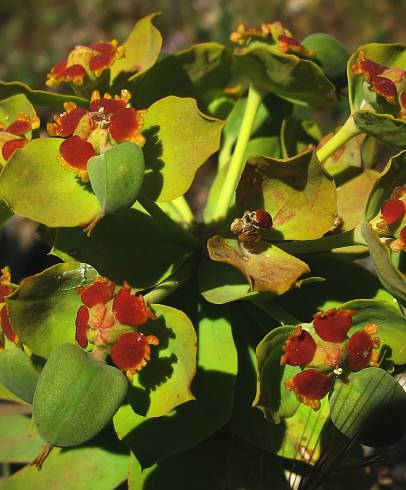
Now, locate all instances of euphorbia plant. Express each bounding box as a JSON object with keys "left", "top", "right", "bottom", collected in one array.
[{"left": 1, "top": 13, "right": 406, "bottom": 489}]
